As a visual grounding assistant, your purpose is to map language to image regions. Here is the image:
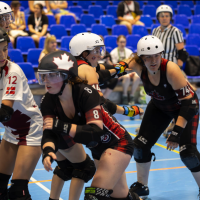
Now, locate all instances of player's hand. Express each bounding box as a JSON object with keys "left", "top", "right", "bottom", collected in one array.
[
  {"left": 166, "top": 139, "right": 179, "bottom": 151},
  {"left": 43, "top": 118, "right": 53, "bottom": 130},
  {"left": 43, "top": 152, "right": 57, "bottom": 172},
  {"left": 139, "top": 107, "right": 144, "bottom": 115}
]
